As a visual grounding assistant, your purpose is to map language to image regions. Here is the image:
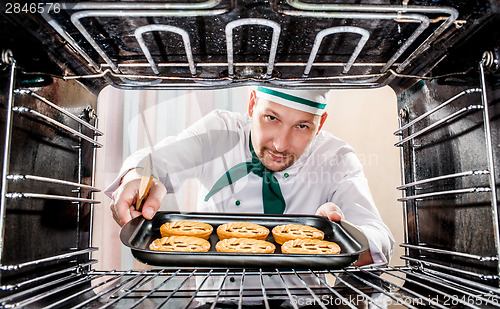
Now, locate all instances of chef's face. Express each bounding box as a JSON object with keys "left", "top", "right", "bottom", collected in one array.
[{"left": 248, "top": 90, "right": 328, "bottom": 172}]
